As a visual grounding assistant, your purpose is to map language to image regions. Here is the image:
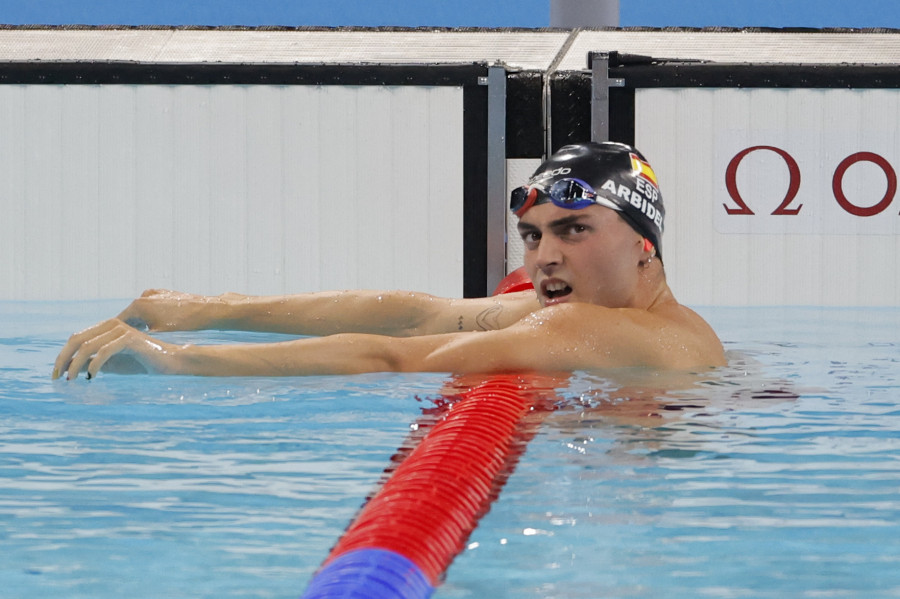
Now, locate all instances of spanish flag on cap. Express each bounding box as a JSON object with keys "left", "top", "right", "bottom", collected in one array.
[{"left": 630, "top": 153, "right": 658, "bottom": 188}]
